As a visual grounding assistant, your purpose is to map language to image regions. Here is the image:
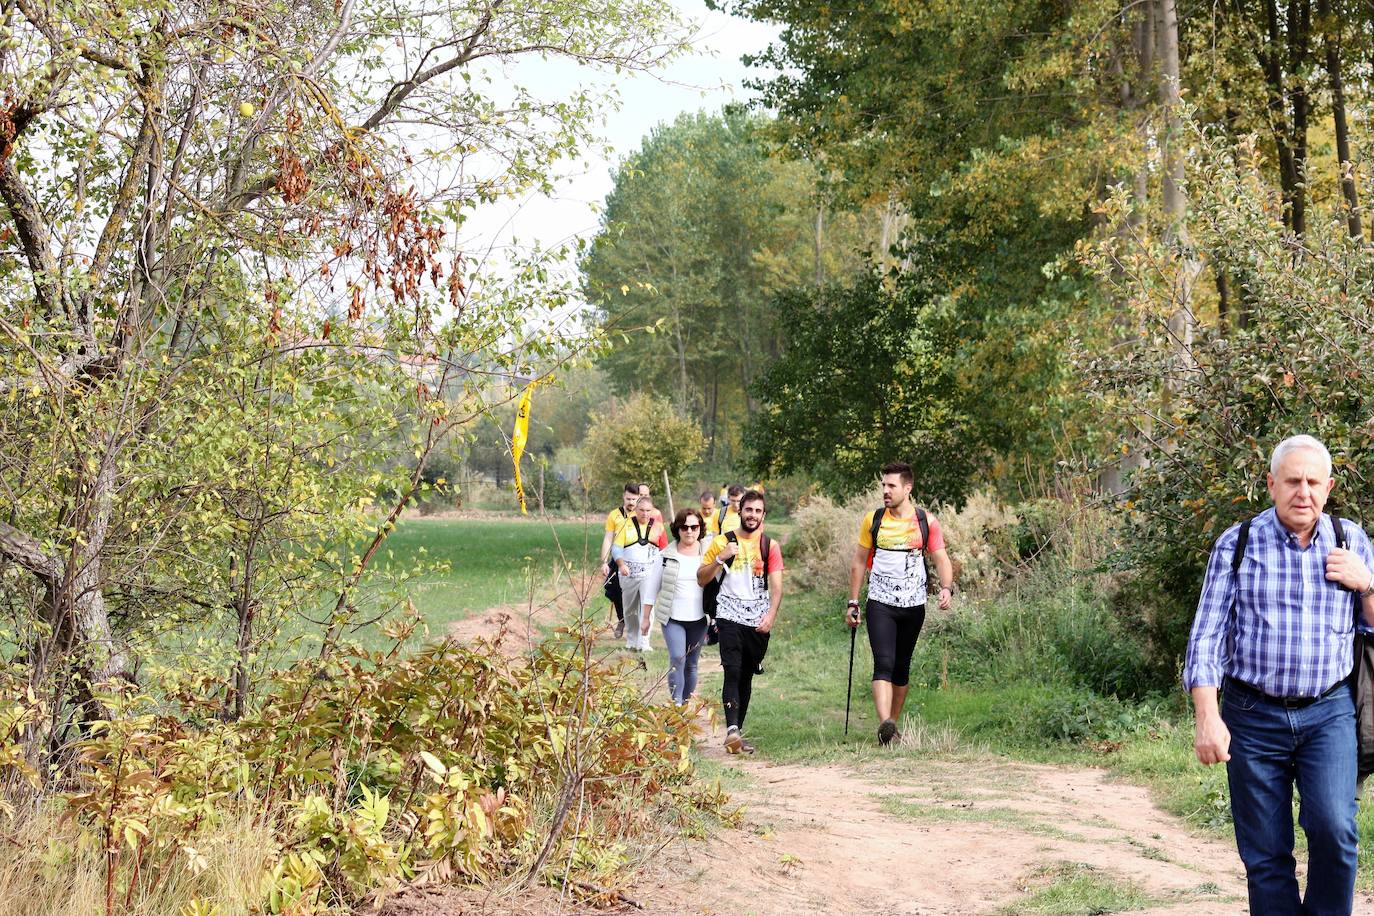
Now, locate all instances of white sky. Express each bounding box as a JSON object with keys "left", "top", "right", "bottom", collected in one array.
[{"left": 455, "top": 1, "right": 780, "bottom": 276}]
